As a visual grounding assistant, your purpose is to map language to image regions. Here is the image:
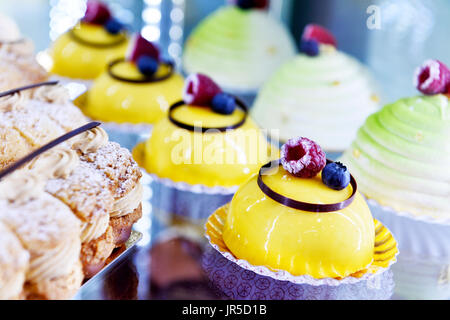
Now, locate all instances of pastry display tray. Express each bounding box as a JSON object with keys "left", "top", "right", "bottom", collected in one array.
[{"left": 73, "top": 230, "right": 142, "bottom": 299}]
